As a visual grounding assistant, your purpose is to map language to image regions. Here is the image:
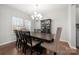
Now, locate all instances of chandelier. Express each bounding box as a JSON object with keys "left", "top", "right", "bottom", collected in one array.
[{"left": 31, "top": 4, "right": 43, "bottom": 20}]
